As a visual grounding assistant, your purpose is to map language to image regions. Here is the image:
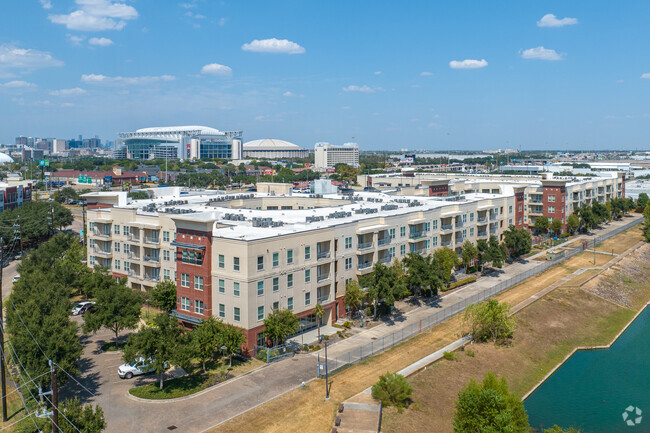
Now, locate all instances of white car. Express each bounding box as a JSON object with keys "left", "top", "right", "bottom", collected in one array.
[
  {"left": 71, "top": 301, "right": 94, "bottom": 316},
  {"left": 118, "top": 357, "right": 160, "bottom": 379},
  {"left": 12, "top": 274, "right": 20, "bottom": 284}
]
